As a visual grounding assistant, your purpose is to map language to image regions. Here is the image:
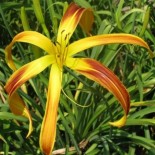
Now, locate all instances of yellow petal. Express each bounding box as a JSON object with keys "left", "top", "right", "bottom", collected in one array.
[
  {"left": 40, "top": 64, "right": 62, "bottom": 155},
  {"left": 57, "top": 3, "right": 93, "bottom": 44},
  {"left": 9, "top": 92, "right": 33, "bottom": 137},
  {"left": 5, "top": 31, "right": 56, "bottom": 71},
  {"left": 5, "top": 55, "right": 55, "bottom": 96},
  {"left": 66, "top": 58, "right": 130, "bottom": 127},
  {"left": 68, "top": 33, "right": 153, "bottom": 57},
  {"left": 109, "top": 115, "right": 127, "bottom": 128}
]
